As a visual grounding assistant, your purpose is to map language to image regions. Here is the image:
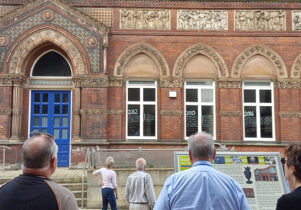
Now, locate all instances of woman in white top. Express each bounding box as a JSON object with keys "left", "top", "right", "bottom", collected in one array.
[{"left": 93, "top": 156, "right": 118, "bottom": 210}]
